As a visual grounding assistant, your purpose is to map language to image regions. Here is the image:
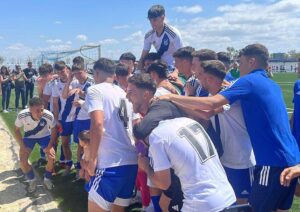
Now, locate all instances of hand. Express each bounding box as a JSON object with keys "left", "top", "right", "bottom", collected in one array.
[
  {"left": 84, "top": 170, "right": 91, "bottom": 181},
  {"left": 68, "top": 88, "right": 80, "bottom": 96},
  {"left": 56, "top": 121, "right": 63, "bottom": 134},
  {"left": 280, "top": 165, "right": 300, "bottom": 187},
  {"left": 44, "top": 146, "right": 56, "bottom": 160},
  {"left": 185, "top": 82, "right": 196, "bottom": 96},
  {"left": 79, "top": 169, "right": 85, "bottom": 179},
  {"left": 87, "top": 158, "right": 97, "bottom": 176},
  {"left": 138, "top": 153, "right": 150, "bottom": 173},
  {"left": 72, "top": 100, "right": 82, "bottom": 108}
]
